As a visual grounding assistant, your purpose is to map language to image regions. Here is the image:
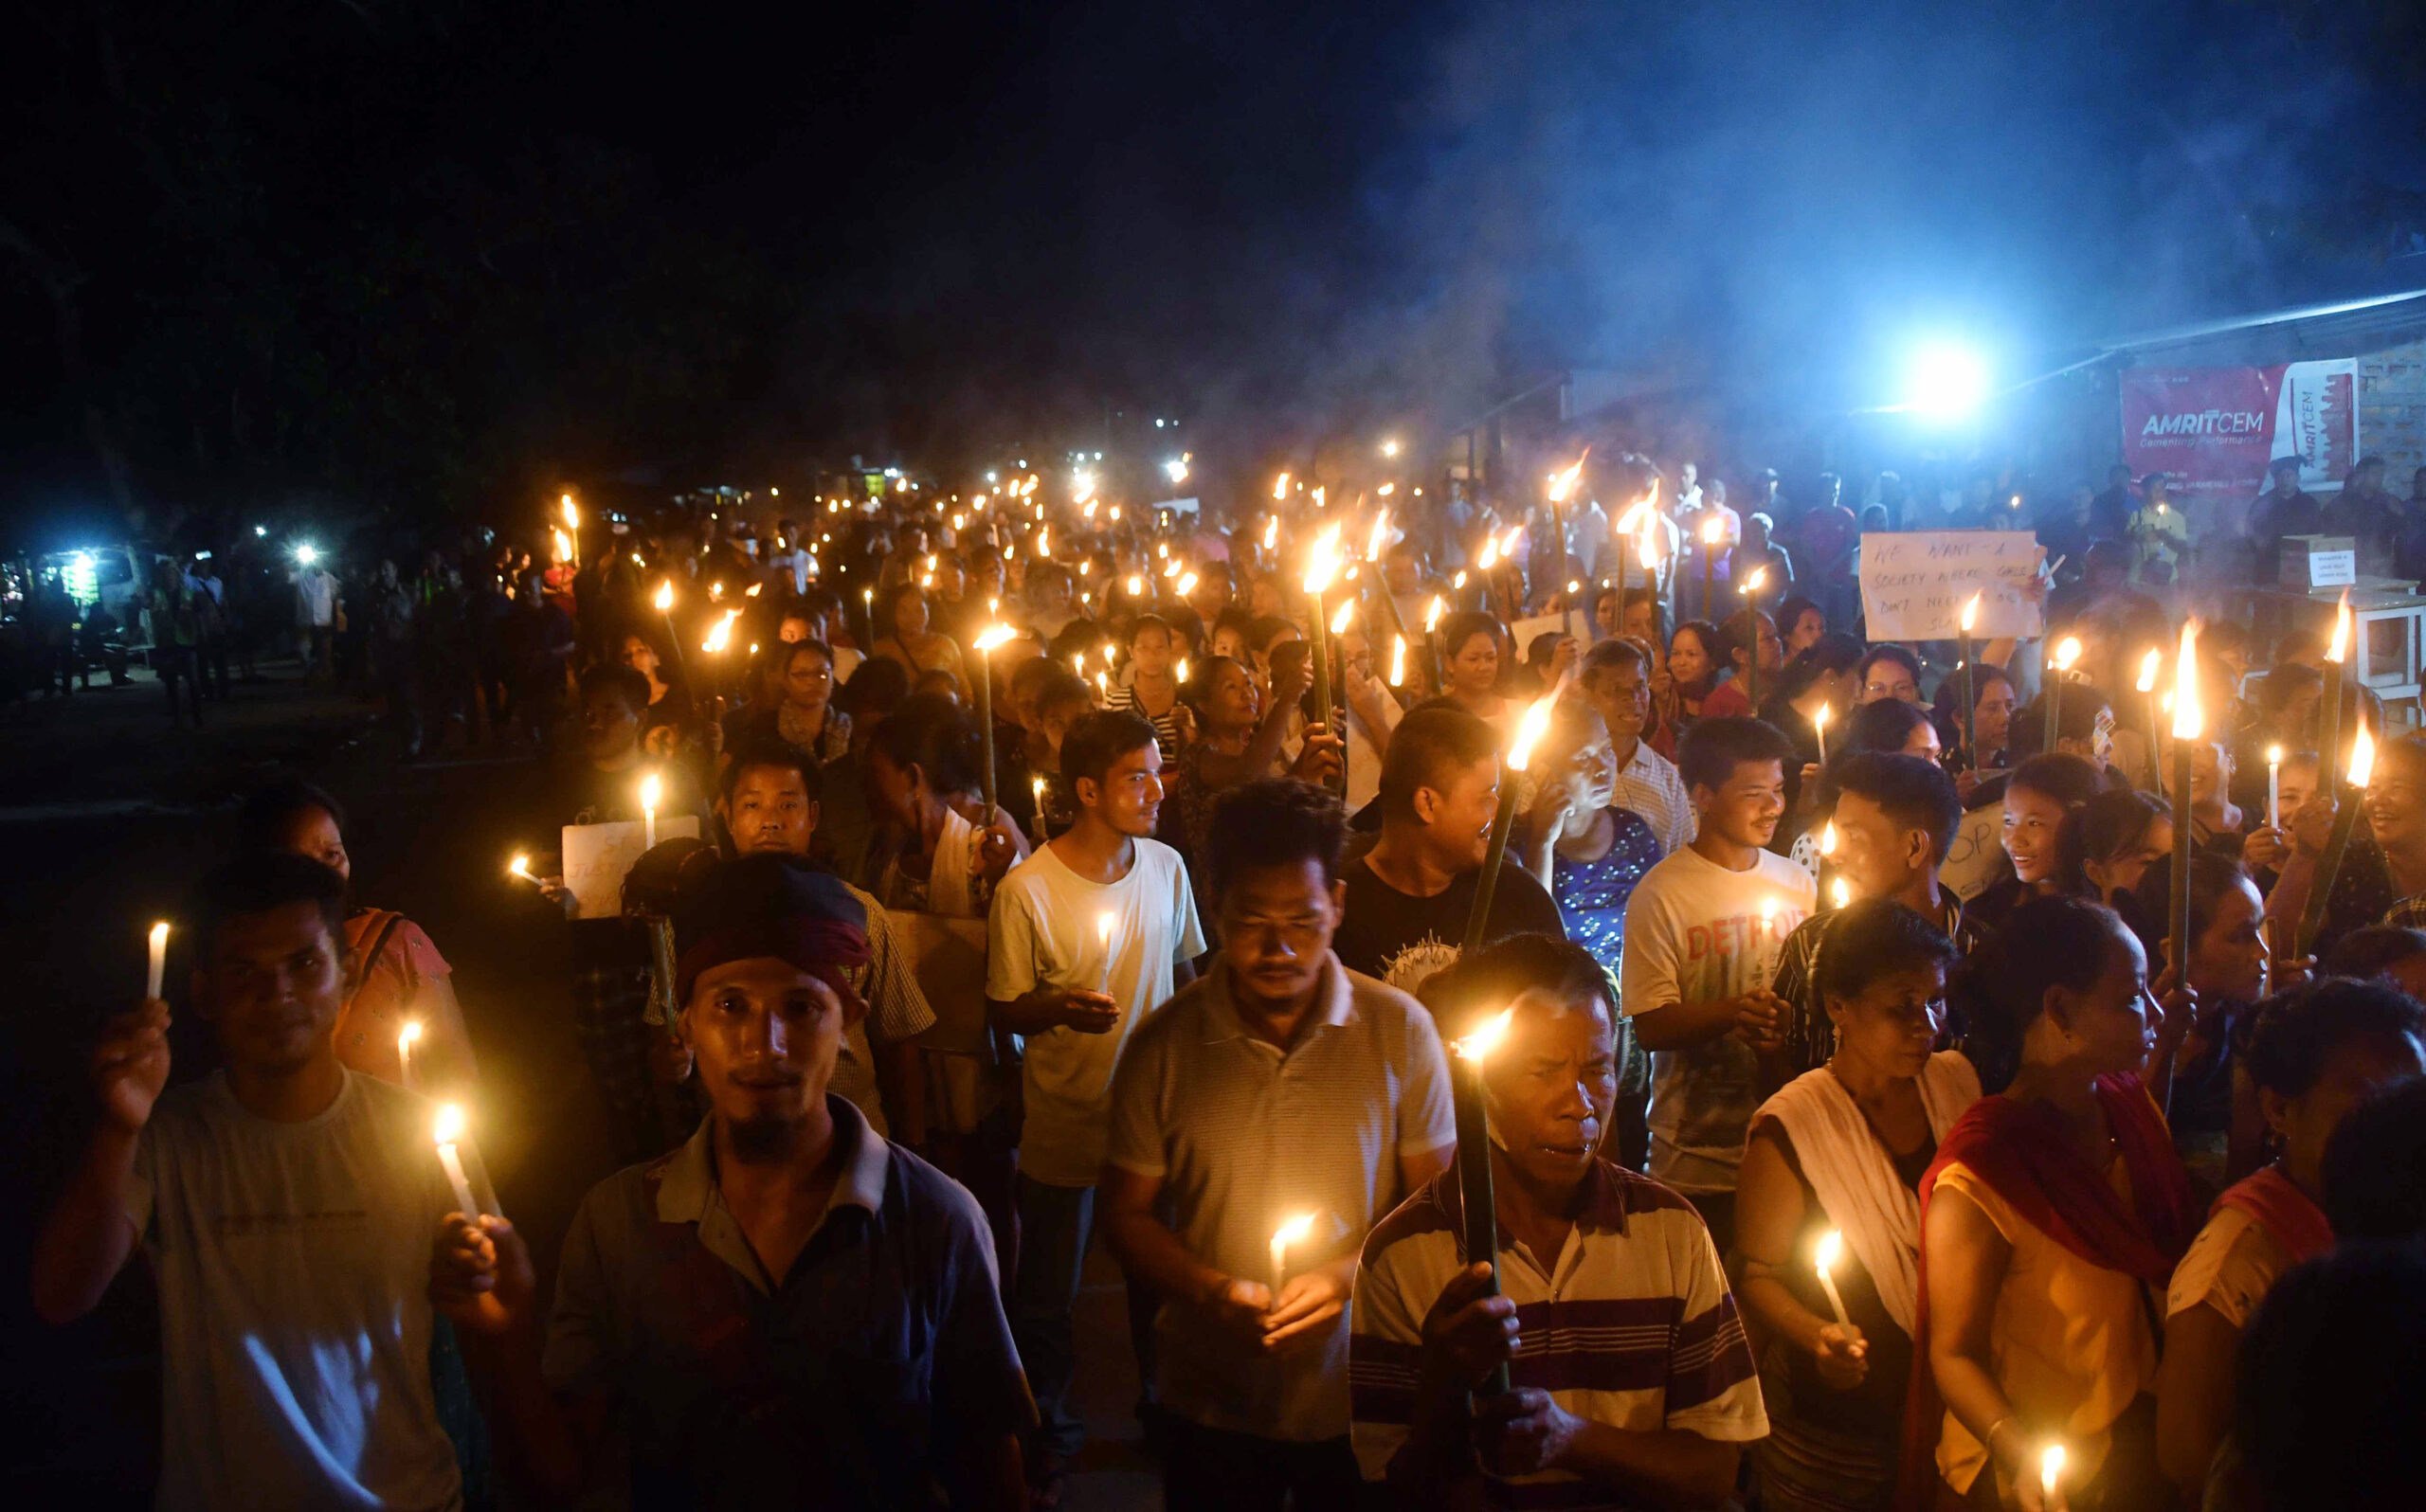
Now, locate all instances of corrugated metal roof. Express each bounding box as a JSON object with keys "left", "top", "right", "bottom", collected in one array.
[{"left": 2096, "top": 289, "right": 2426, "bottom": 362}]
